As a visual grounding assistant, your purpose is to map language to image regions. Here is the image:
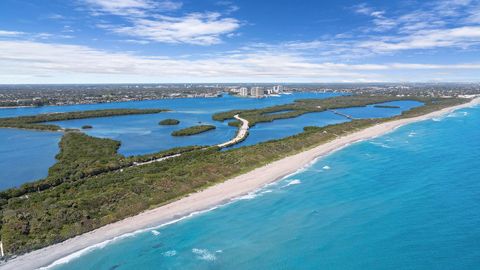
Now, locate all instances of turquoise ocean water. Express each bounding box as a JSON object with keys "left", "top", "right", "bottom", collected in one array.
[{"left": 50, "top": 104, "right": 480, "bottom": 269}]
